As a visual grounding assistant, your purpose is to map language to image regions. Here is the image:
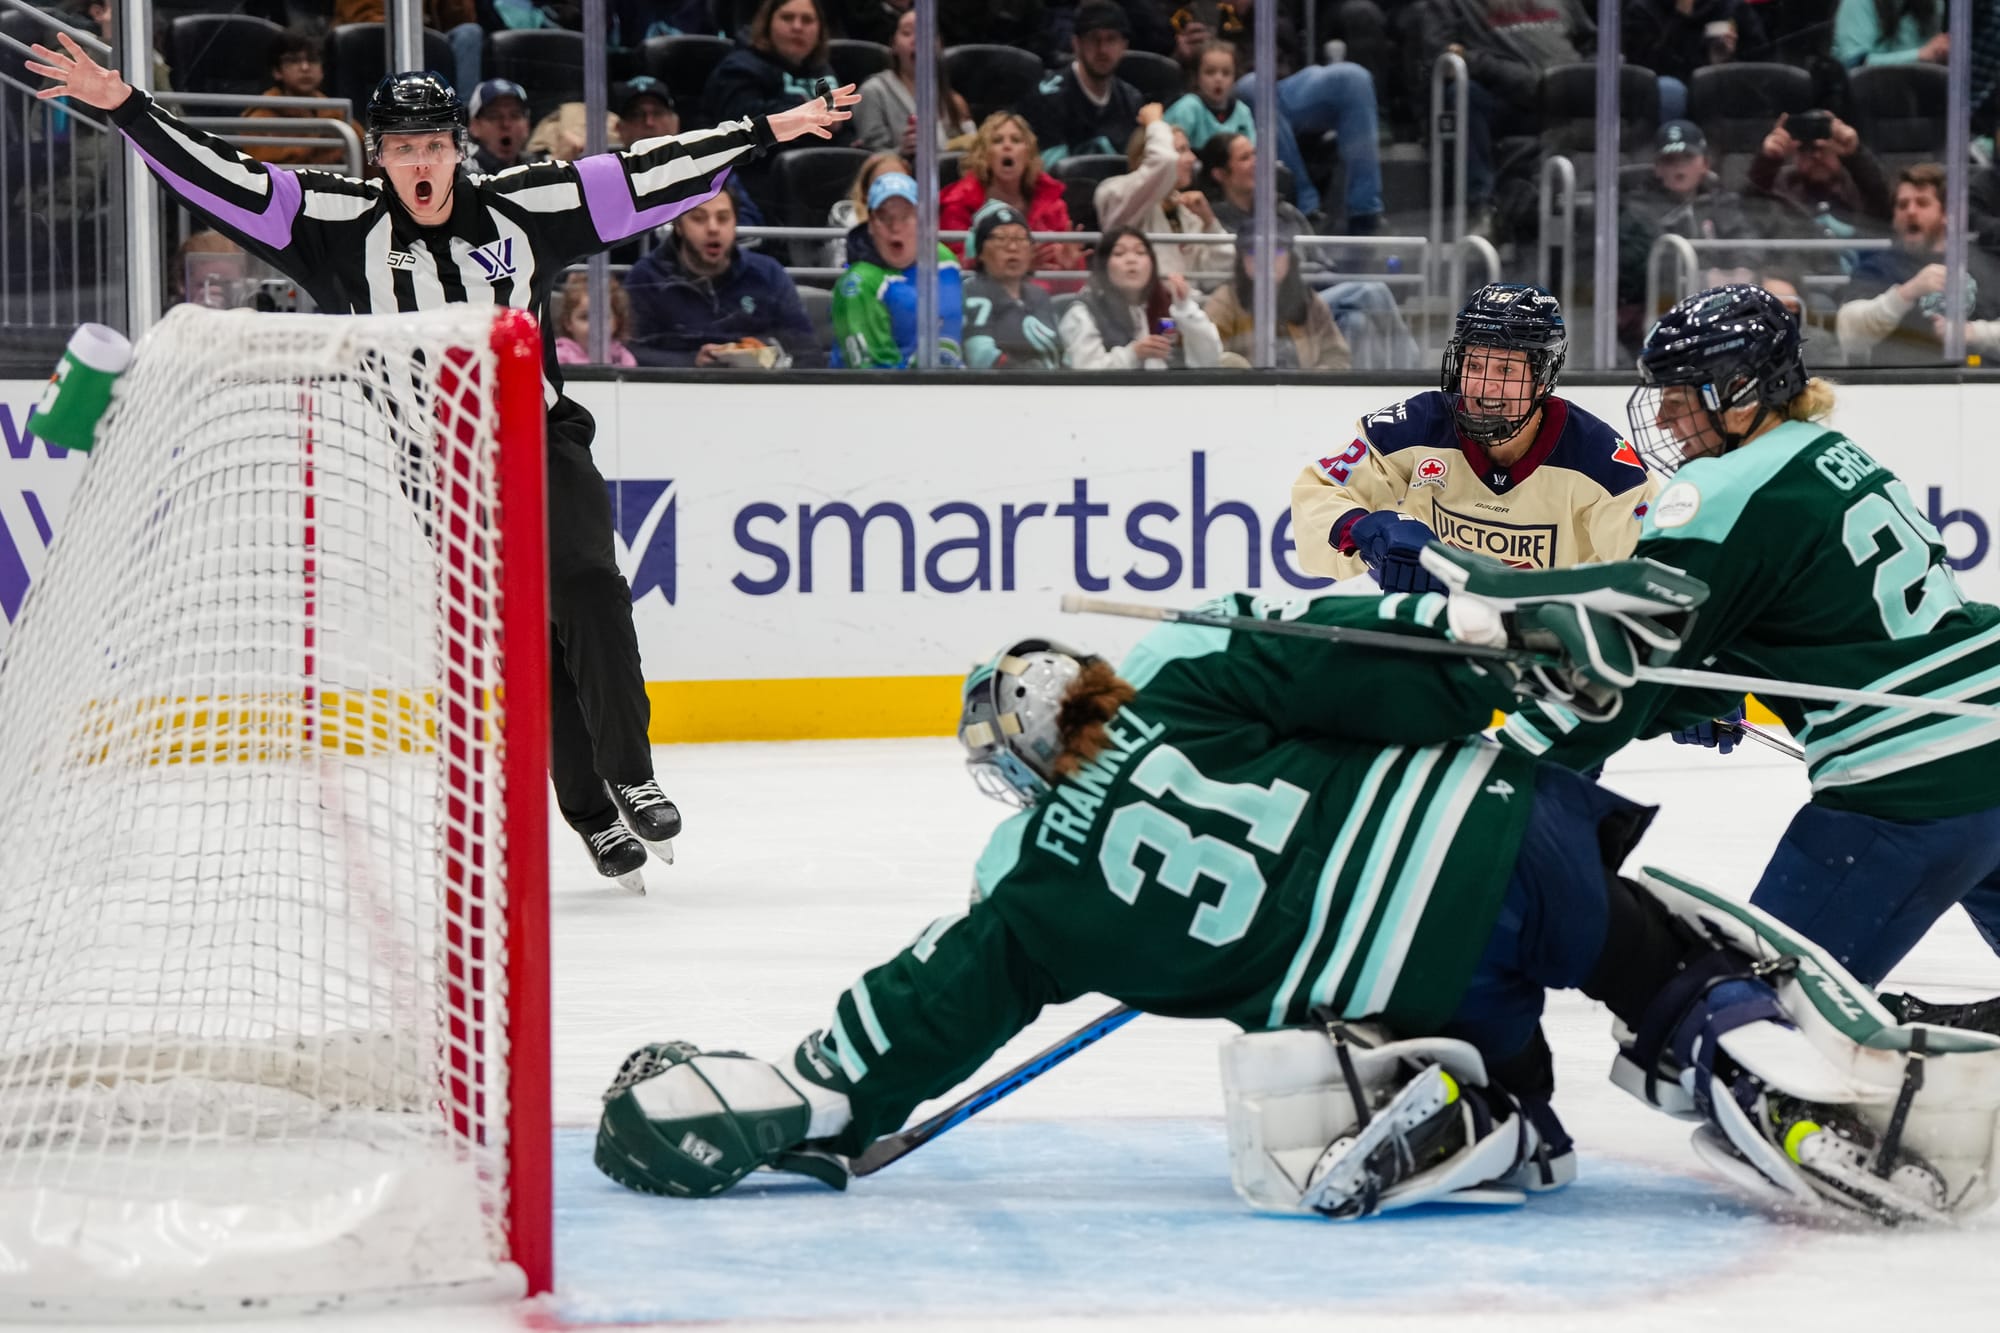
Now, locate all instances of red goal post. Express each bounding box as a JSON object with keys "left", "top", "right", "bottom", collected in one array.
[{"left": 0, "top": 306, "right": 552, "bottom": 1313}]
